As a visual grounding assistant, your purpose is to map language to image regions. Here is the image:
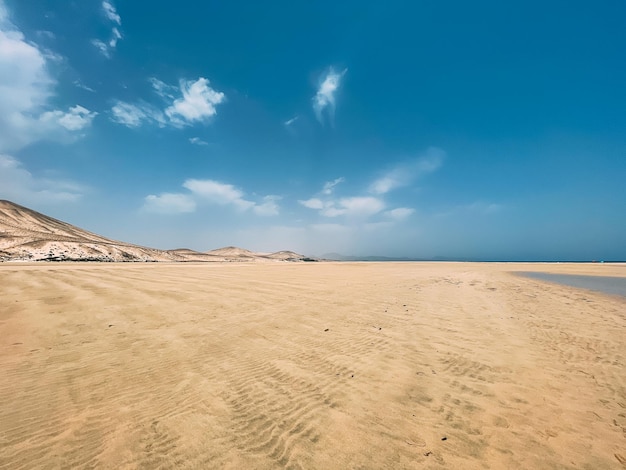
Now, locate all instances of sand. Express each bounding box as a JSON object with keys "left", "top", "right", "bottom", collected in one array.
[{"left": 0, "top": 262, "right": 624, "bottom": 469}]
